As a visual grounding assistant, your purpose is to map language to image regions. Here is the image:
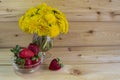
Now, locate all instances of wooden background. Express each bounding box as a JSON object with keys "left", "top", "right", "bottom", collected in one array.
[{"left": 0, "top": 0, "right": 120, "bottom": 80}]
